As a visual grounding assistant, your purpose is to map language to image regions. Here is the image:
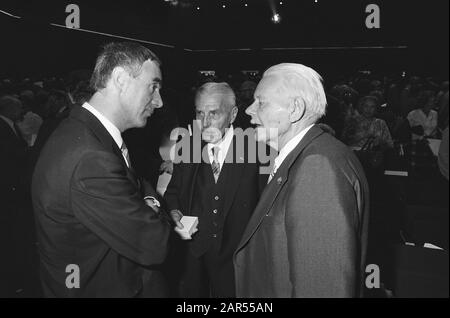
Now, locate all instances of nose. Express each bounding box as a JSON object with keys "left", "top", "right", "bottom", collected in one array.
[
  {"left": 152, "top": 90, "right": 163, "bottom": 109},
  {"left": 246, "top": 101, "right": 257, "bottom": 117},
  {"left": 202, "top": 115, "right": 211, "bottom": 128}
]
